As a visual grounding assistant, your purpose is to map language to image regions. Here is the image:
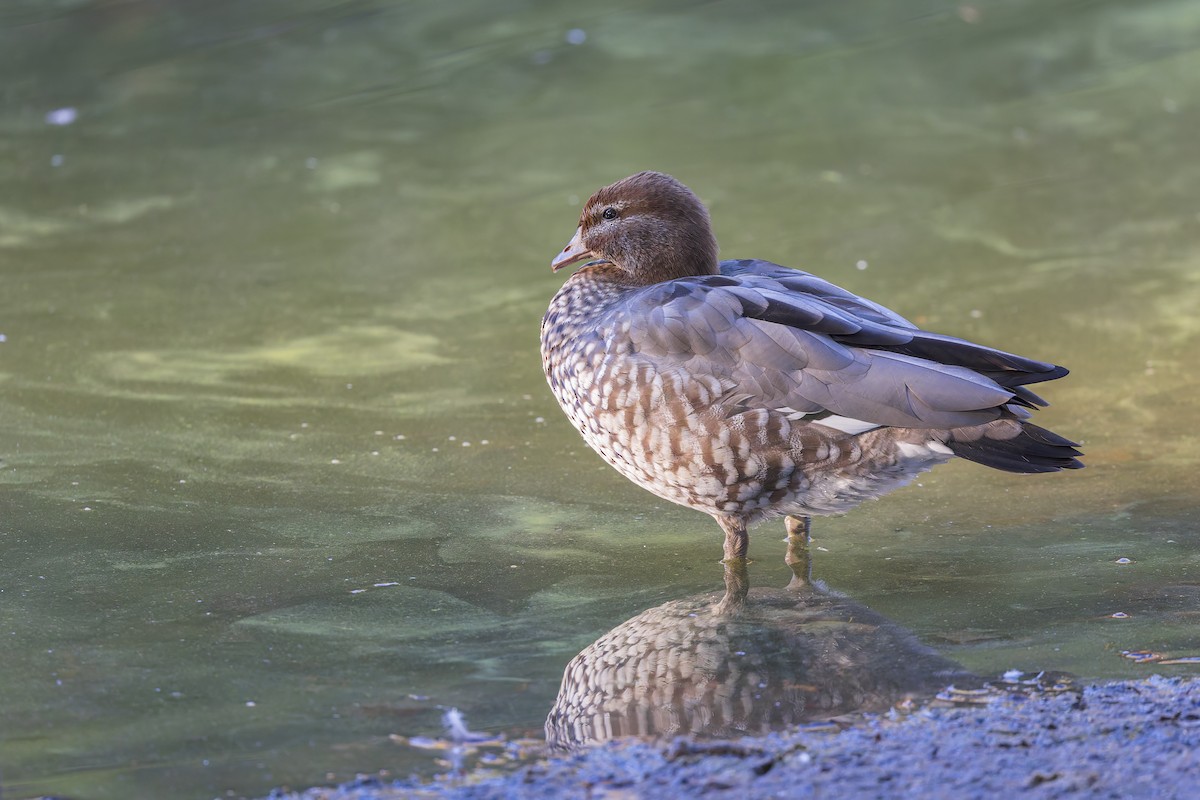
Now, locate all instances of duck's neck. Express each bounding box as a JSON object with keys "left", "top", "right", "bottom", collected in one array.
[{"left": 622, "top": 227, "right": 720, "bottom": 286}]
